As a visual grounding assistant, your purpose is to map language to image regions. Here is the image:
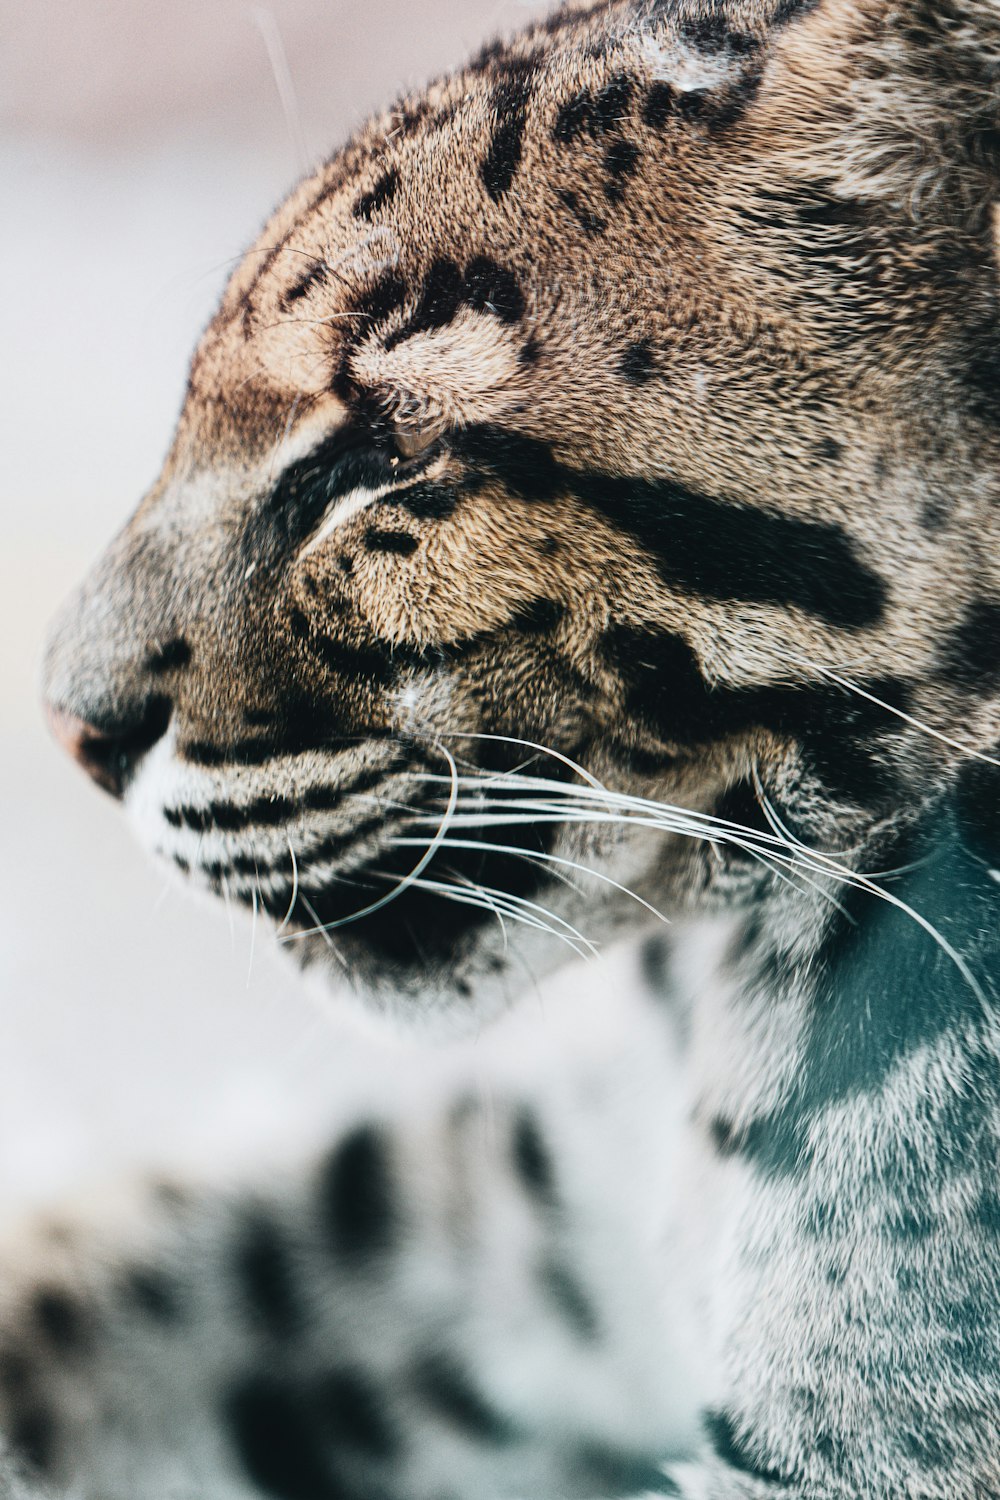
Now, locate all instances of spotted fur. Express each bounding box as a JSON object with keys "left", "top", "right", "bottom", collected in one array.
[{"left": 25, "top": 0, "right": 1000, "bottom": 1495}]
